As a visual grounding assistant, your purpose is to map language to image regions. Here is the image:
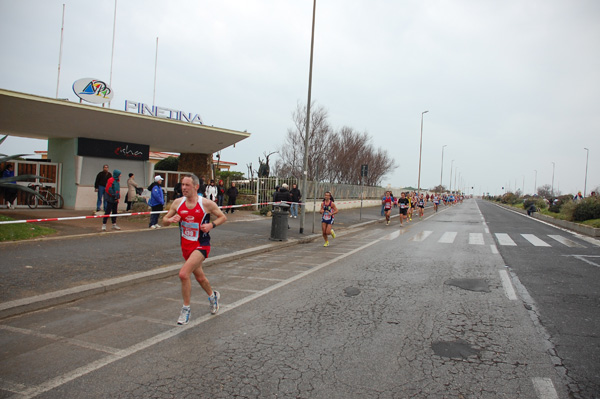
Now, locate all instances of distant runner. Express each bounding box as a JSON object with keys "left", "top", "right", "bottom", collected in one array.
[
  {"left": 397, "top": 192, "right": 409, "bottom": 226},
  {"left": 382, "top": 191, "right": 394, "bottom": 225},
  {"left": 320, "top": 191, "right": 338, "bottom": 247},
  {"left": 417, "top": 193, "right": 425, "bottom": 219}
]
